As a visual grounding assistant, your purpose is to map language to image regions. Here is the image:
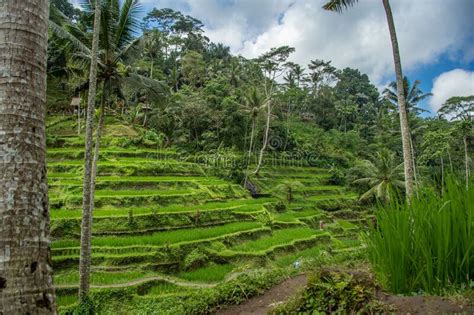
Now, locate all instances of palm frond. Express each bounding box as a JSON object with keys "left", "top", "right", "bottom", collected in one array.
[
  {"left": 323, "top": 0, "right": 359, "bottom": 13},
  {"left": 113, "top": 37, "right": 141, "bottom": 64},
  {"left": 49, "top": 20, "right": 92, "bottom": 56},
  {"left": 116, "top": 0, "right": 142, "bottom": 50},
  {"left": 124, "top": 72, "right": 169, "bottom": 100}
]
